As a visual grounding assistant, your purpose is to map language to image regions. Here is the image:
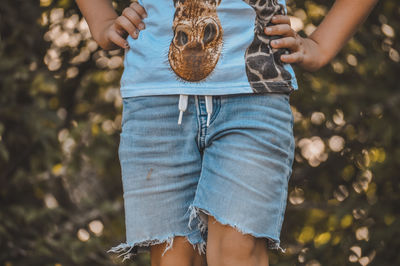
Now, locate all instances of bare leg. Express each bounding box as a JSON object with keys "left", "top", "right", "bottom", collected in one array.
[
  {"left": 206, "top": 215, "right": 269, "bottom": 266},
  {"left": 150, "top": 236, "right": 207, "bottom": 266}
]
